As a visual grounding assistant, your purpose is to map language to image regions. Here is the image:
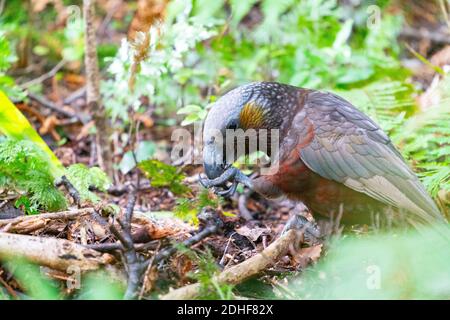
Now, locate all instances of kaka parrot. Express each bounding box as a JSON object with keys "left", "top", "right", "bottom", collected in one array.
[{"left": 200, "top": 82, "right": 446, "bottom": 227}]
